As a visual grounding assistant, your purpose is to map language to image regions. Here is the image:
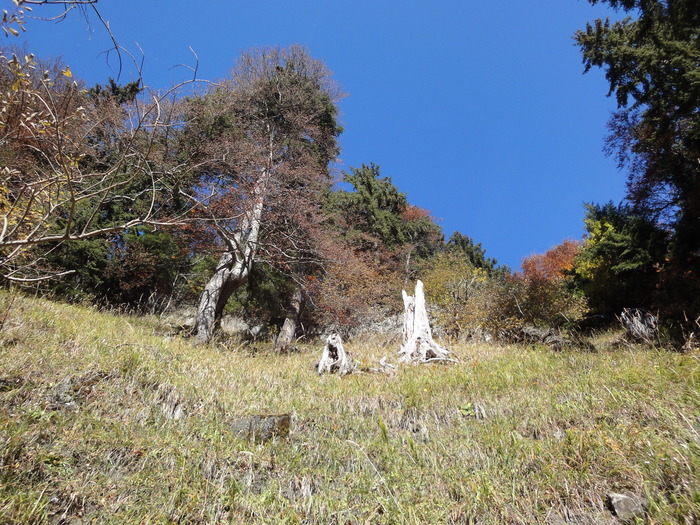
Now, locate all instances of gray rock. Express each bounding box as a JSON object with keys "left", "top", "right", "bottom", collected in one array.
[
  {"left": 161, "top": 307, "right": 197, "bottom": 329},
  {"left": 520, "top": 326, "right": 596, "bottom": 351},
  {"left": 286, "top": 476, "right": 314, "bottom": 501},
  {"left": 521, "top": 326, "right": 567, "bottom": 349},
  {"left": 220, "top": 315, "right": 252, "bottom": 334},
  {"left": 605, "top": 492, "right": 645, "bottom": 521},
  {"left": 157, "top": 384, "right": 185, "bottom": 421}
]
